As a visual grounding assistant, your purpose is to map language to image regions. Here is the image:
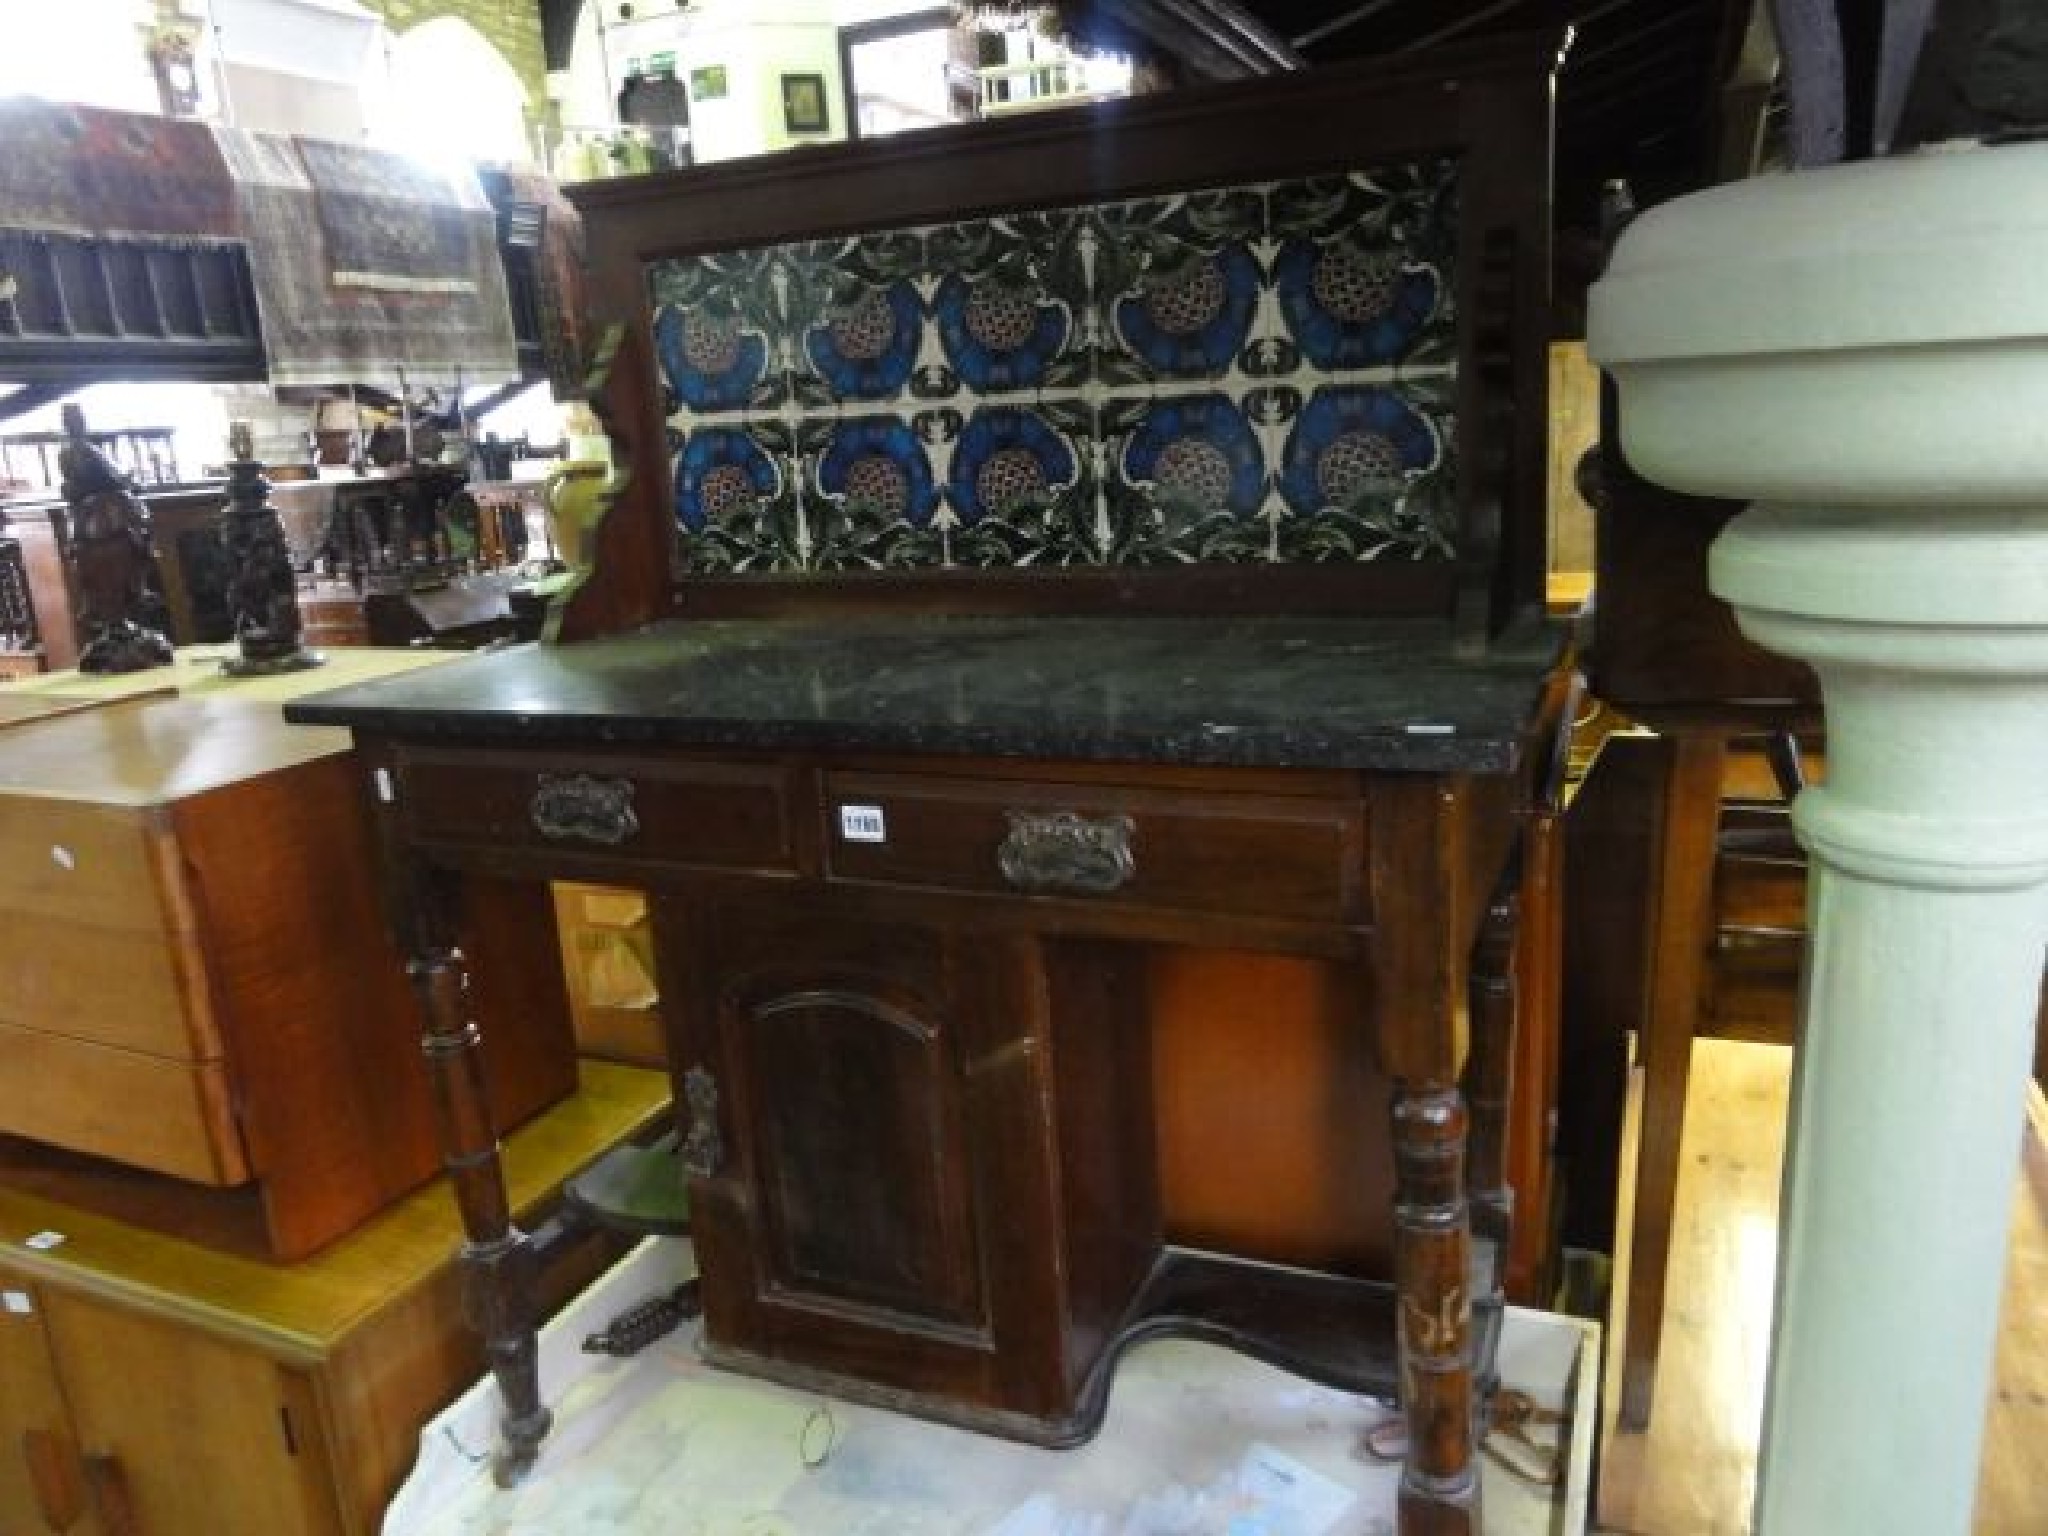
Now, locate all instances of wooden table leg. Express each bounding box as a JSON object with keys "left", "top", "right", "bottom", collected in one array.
[
  {"left": 410, "top": 944, "right": 552, "bottom": 1485},
  {"left": 1617, "top": 730, "right": 1726, "bottom": 1430},
  {"left": 1394, "top": 1082, "right": 1480, "bottom": 1535},
  {"left": 1466, "top": 879, "right": 1519, "bottom": 1313}
]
